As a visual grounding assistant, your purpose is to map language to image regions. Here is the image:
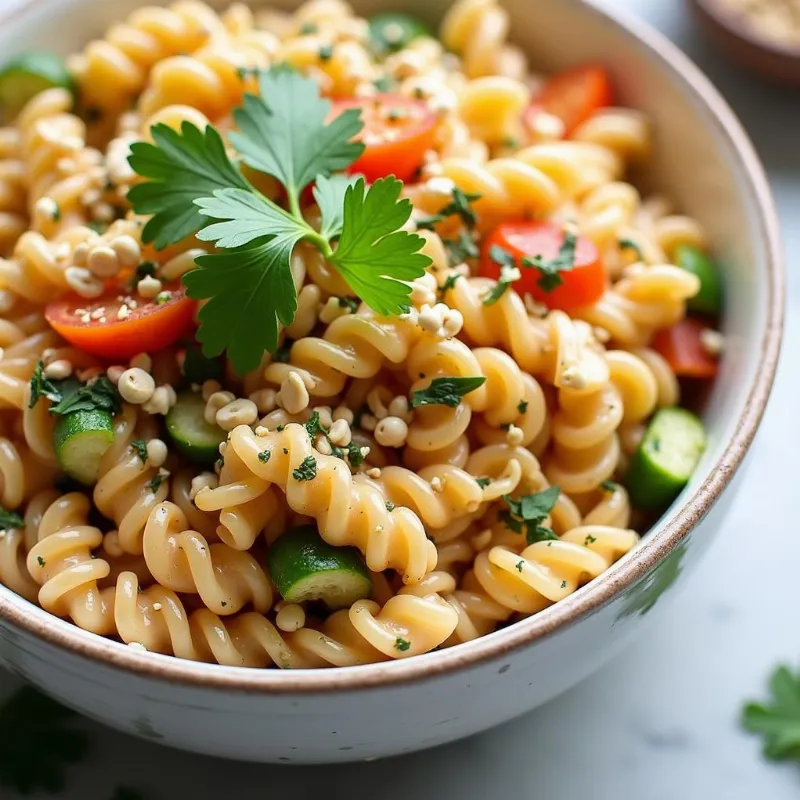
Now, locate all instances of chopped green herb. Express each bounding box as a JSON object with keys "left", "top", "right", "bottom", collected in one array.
[
  {"left": 521, "top": 228, "right": 577, "bottom": 292},
  {"left": 0, "top": 687, "right": 89, "bottom": 794},
  {"left": 600, "top": 480, "right": 617, "bottom": 493},
  {"left": 146, "top": 473, "right": 166, "bottom": 493},
  {"left": 258, "top": 450, "right": 271, "bottom": 464},
  {"left": 394, "top": 637, "right": 411, "bottom": 652},
  {"left": 501, "top": 486, "right": 561, "bottom": 544},
  {"left": 292, "top": 455, "right": 317, "bottom": 481},
  {"left": 318, "top": 44, "right": 334, "bottom": 61},
  {"left": 345, "top": 441, "right": 365, "bottom": 468},
  {"left": 37, "top": 556, "right": 45, "bottom": 567},
  {"left": 502, "top": 136, "right": 519, "bottom": 149},
  {"left": 283, "top": 447, "right": 289, "bottom": 455},
  {"left": 415, "top": 187, "right": 481, "bottom": 231},
  {"left": 442, "top": 231, "right": 479, "bottom": 265},
  {"left": 131, "top": 440, "right": 149, "bottom": 464},
  {"left": 337, "top": 296, "right": 359, "bottom": 313},
  {"left": 438, "top": 273, "right": 461, "bottom": 300},
  {"left": 584, "top": 534, "right": 597, "bottom": 545},
  {"left": 742, "top": 665, "right": 800, "bottom": 763},
  {"left": 517, "top": 400, "right": 528, "bottom": 414},
  {"left": 304, "top": 411, "right": 330, "bottom": 441},
  {"left": 373, "top": 75, "right": 392, "bottom": 92},
  {"left": 29, "top": 363, "right": 122, "bottom": 418},
  {"left": 411, "top": 376, "right": 486, "bottom": 408},
  {"left": 87, "top": 220, "right": 109, "bottom": 234},
  {"left": 619, "top": 238, "right": 644, "bottom": 260},
  {"left": 483, "top": 245, "right": 519, "bottom": 305},
  {"left": 560, "top": 580, "right": 567, "bottom": 589},
  {"left": 276, "top": 424, "right": 286, "bottom": 432},
  {"left": 0, "top": 506, "right": 23, "bottom": 530},
  {"left": 386, "top": 501, "right": 396, "bottom": 511},
  {"left": 515, "top": 560, "right": 524, "bottom": 573},
  {"left": 155, "top": 290, "right": 172, "bottom": 305},
  {"left": 475, "top": 477, "right": 492, "bottom": 489},
  {"left": 299, "top": 21, "right": 318, "bottom": 34}
]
